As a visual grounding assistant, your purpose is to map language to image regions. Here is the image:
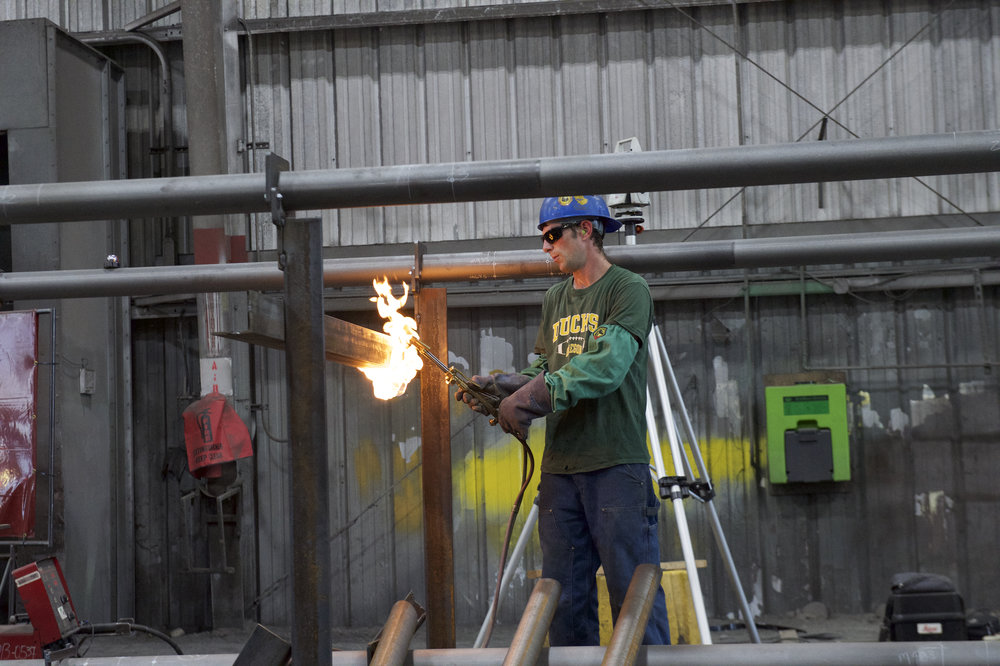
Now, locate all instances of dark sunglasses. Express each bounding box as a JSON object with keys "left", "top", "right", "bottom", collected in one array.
[{"left": 541, "top": 221, "right": 583, "bottom": 245}]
